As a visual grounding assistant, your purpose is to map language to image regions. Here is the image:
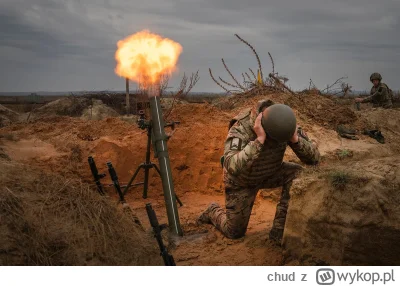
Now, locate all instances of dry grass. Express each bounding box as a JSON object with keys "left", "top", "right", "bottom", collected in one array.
[
  {"left": 329, "top": 170, "right": 370, "bottom": 190},
  {"left": 336, "top": 149, "right": 353, "bottom": 160},
  {"left": 330, "top": 170, "right": 350, "bottom": 190},
  {"left": 0, "top": 160, "right": 161, "bottom": 266}
]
